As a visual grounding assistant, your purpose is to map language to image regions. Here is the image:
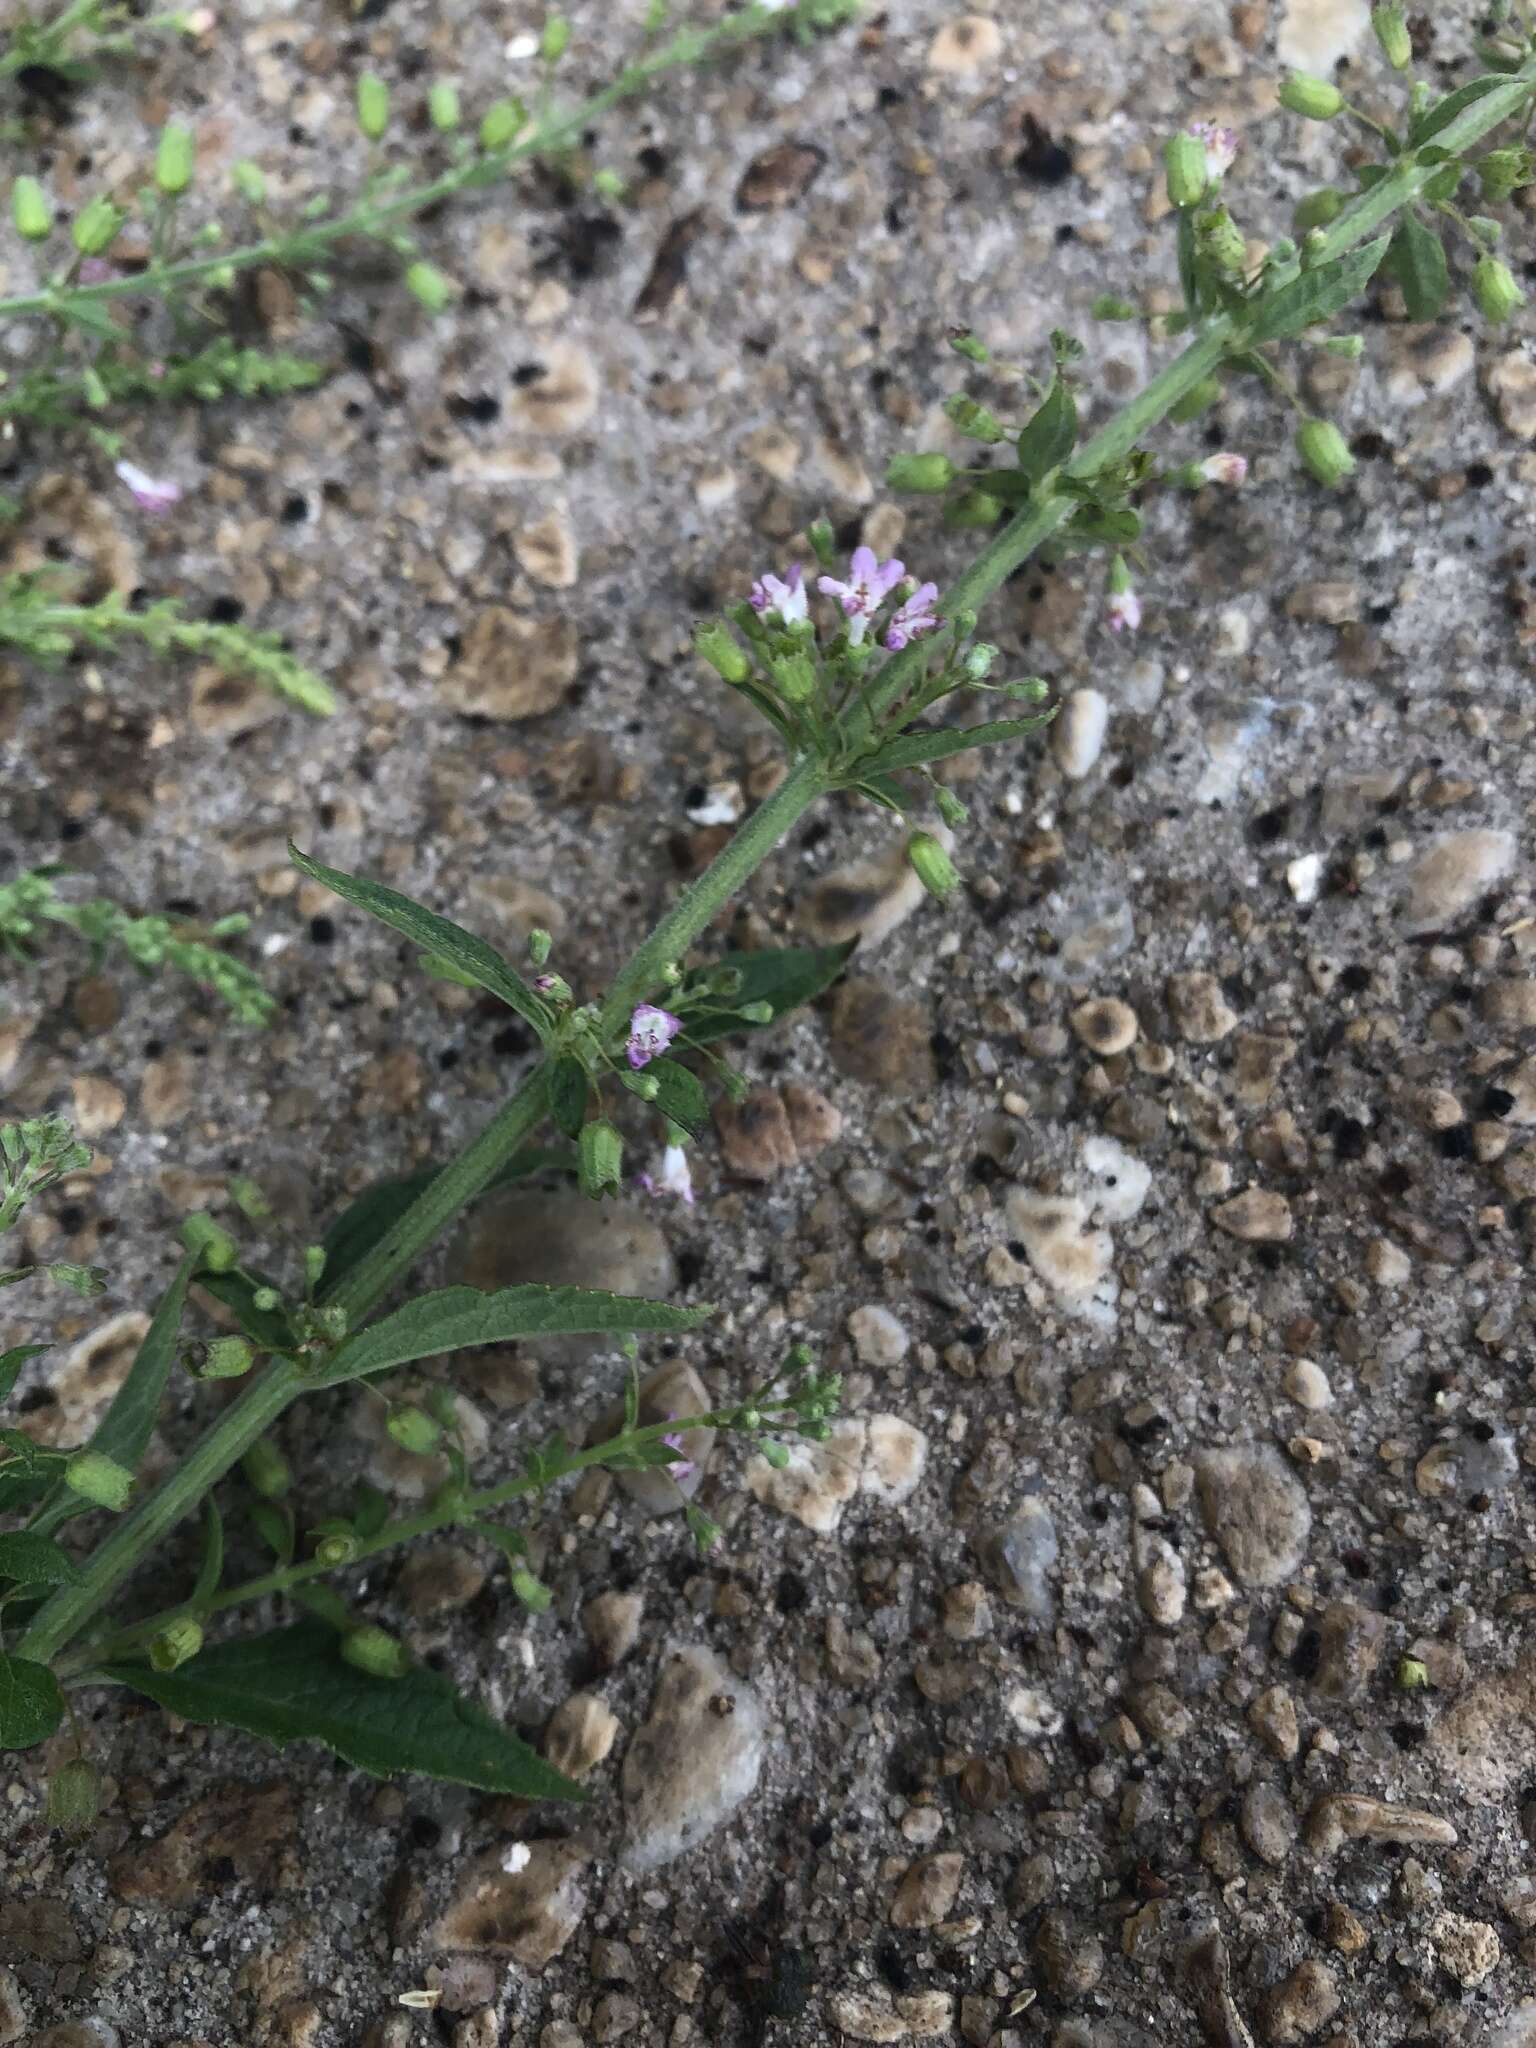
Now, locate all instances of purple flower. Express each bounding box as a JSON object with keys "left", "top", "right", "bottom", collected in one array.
[
  {"left": 114, "top": 459, "right": 181, "bottom": 515},
  {"left": 626, "top": 1002, "right": 682, "bottom": 1070},
  {"left": 817, "top": 545, "right": 906, "bottom": 646},
  {"left": 1189, "top": 120, "right": 1239, "bottom": 181},
  {"left": 661, "top": 1428, "right": 696, "bottom": 1482},
  {"left": 1200, "top": 452, "right": 1248, "bottom": 487},
  {"left": 1106, "top": 585, "right": 1141, "bottom": 634},
  {"left": 749, "top": 562, "right": 808, "bottom": 625},
  {"left": 638, "top": 1142, "right": 694, "bottom": 1205},
  {"left": 884, "top": 581, "right": 940, "bottom": 650}
]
